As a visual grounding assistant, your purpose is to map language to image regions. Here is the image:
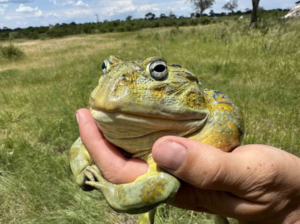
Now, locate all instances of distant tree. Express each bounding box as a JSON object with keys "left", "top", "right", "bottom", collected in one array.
[
  {"left": 169, "top": 11, "right": 176, "bottom": 19},
  {"left": 187, "top": 0, "right": 215, "bottom": 17},
  {"left": 126, "top": 16, "right": 132, "bottom": 21},
  {"left": 95, "top": 14, "right": 99, "bottom": 23},
  {"left": 145, "top": 12, "right": 156, "bottom": 20},
  {"left": 209, "top": 9, "right": 214, "bottom": 16},
  {"left": 250, "top": 0, "right": 260, "bottom": 28},
  {"left": 222, "top": 0, "right": 238, "bottom": 14},
  {"left": 160, "top": 13, "right": 167, "bottom": 19},
  {"left": 296, "top": 1, "right": 300, "bottom": 5},
  {"left": 190, "top": 12, "right": 196, "bottom": 18}
]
